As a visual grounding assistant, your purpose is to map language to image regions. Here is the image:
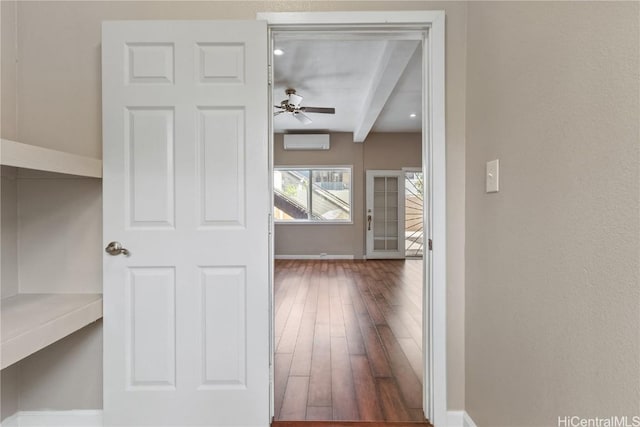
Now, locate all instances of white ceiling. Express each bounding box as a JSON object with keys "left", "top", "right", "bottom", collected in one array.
[{"left": 272, "top": 36, "right": 422, "bottom": 141}]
